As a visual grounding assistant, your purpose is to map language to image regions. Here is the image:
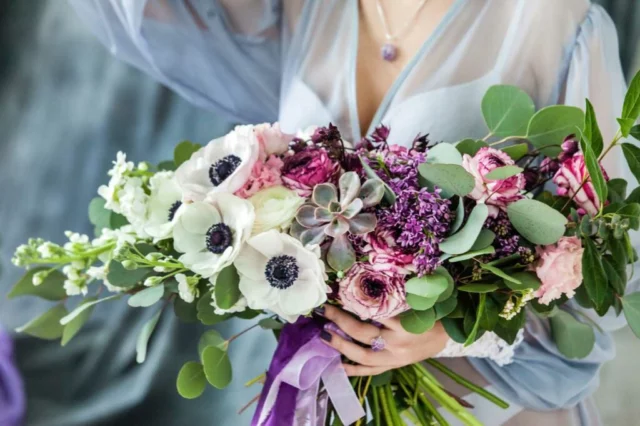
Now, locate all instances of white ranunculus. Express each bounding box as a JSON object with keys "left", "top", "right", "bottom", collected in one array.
[
  {"left": 173, "top": 193, "right": 254, "bottom": 278},
  {"left": 249, "top": 186, "right": 304, "bottom": 235},
  {"left": 175, "top": 125, "right": 260, "bottom": 201},
  {"left": 144, "top": 171, "right": 184, "bottom": 241},
  {"left": 234, "top": 230, "right": 329, "bottom": 322}
]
